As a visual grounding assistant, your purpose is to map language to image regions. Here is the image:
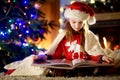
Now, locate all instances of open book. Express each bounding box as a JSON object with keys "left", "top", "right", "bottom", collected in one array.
[{"left": 32, "top": 59, "right": 114, "bottom": 69}]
